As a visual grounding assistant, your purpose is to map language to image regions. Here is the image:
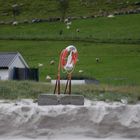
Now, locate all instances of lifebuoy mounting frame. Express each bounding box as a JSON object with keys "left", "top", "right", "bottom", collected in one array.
[{"left": 54, "top": 45, "right": 78, "bottom": 95}]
